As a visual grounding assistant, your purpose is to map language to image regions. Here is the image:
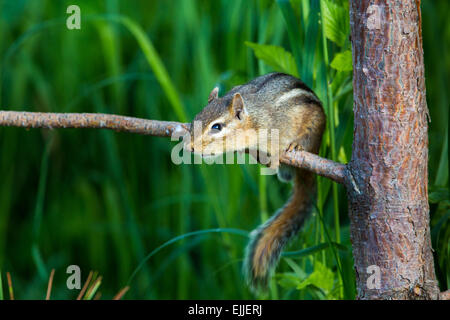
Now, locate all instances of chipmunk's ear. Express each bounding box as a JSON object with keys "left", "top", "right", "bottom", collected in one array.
[
  {"left": 208, "top": 86, "right": 219, "bottom": 103},
  {"left": 230, "top": 93, "right": 247, "bottom": 120}
]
